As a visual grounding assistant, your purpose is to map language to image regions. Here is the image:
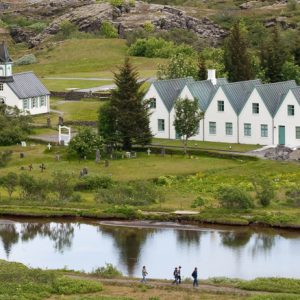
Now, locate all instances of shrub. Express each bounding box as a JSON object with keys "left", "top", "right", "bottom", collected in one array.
[
  {"left": 59, "top": 20, "right": 77, "bottom": 38},
  {"left": 100, "top": 21, "right": 118, "bottom": 38},
  {"left": 252, "top": 176, "right": 275, "bottom": 207},
  {"left": 286, "top": 187, "right": 300, "bottom": 207},
  {"left": 19, "top": 173, "right": 49, "bottom": 201},
  {"left": 191, "top": 196, "right": 205, "bottom": 208},
  {"left": 51, "top": 171, "right": 75, "bottom": 201},
  {"left": 91, "top": 263, "right": 122, "bottom": 278},
  {"left": 28, "top": 22, "right": 47, "bottom": 33},
  {"left": 143, "top": 22, "right": 155, "bottom": 33},
  {"left": 0, "top": 172, "right": 18, "bottom": 199},
  {"left": 0, "top": 150, "right": 12, "bottom": 167},
  {"left": 102, "top": 205, "right": 139, "bottom": 218},
  {"left": 75, "top": 175, "right": 114, "bottom": 191},
  {"left": 14, "top": 54, "right": 37, "bottom": 66},
  {"left": 217, "top": 185, "right": 253, "bottom": 209},
  {"left": 110, "top": 0, "right": 124, "bottom": 7},
  {"left": 96, "top": 181, "right": 164, "bottom": 206}
]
